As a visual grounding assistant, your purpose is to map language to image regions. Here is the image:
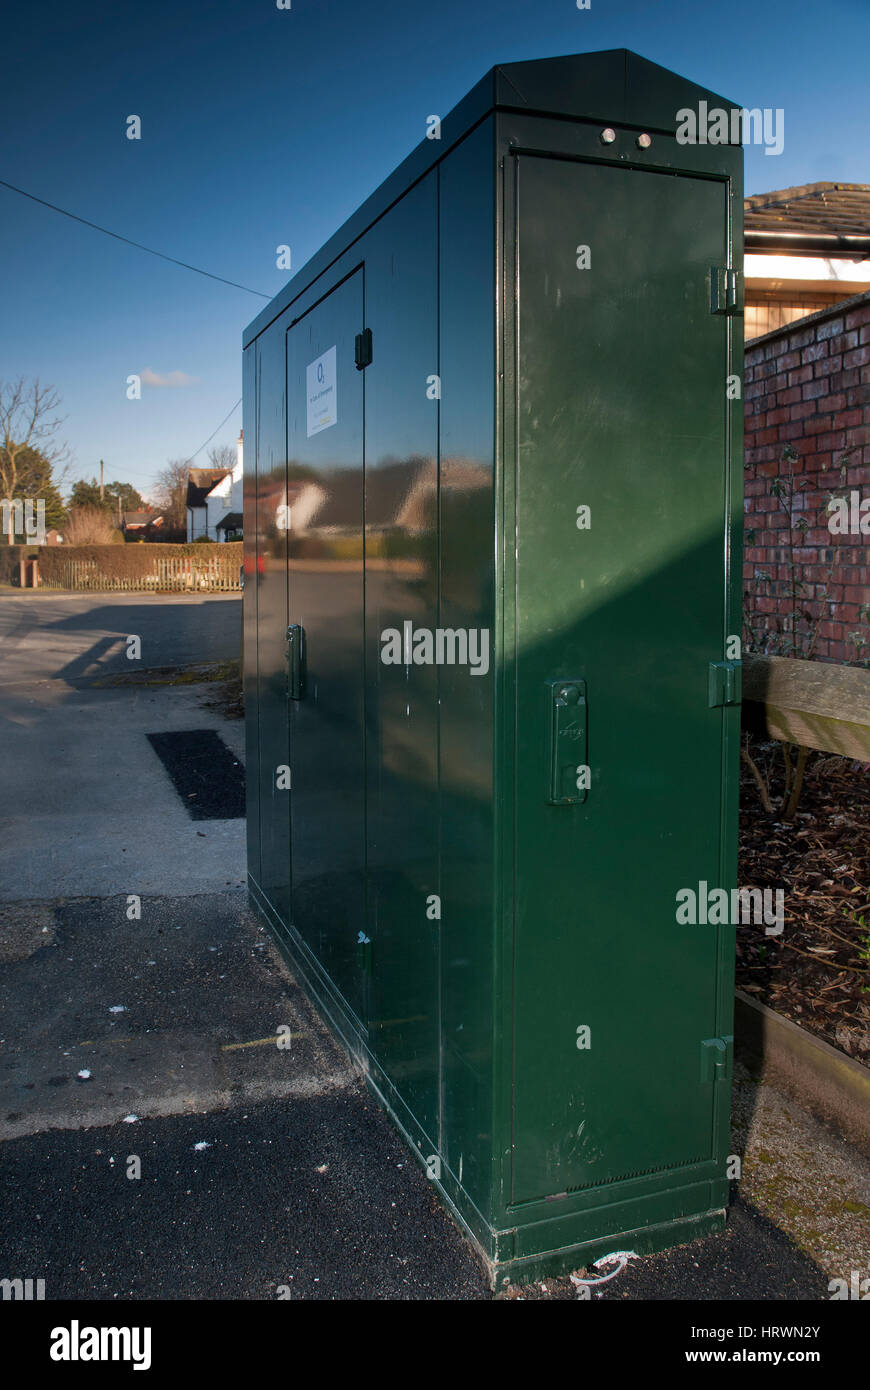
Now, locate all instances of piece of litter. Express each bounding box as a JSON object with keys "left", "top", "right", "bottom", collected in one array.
[
  {"left": 193, "top": 1142, "right": 211, "bottom": 1152},
  {"left": 570, "top": 1251, "right": 638, "bottom": 1287},
  {"left": 109, "top": 1006, "right": 127, "bottom": 1014},
  {"left": 122, "top": 1114, "right": 139, "bottom": 1124},
  {"left": 77, "top": 1069, "right": 91, "bottom": 1080},
  {"left": 315, "top": 1164, "right": 328, "bottom": 1174}
]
